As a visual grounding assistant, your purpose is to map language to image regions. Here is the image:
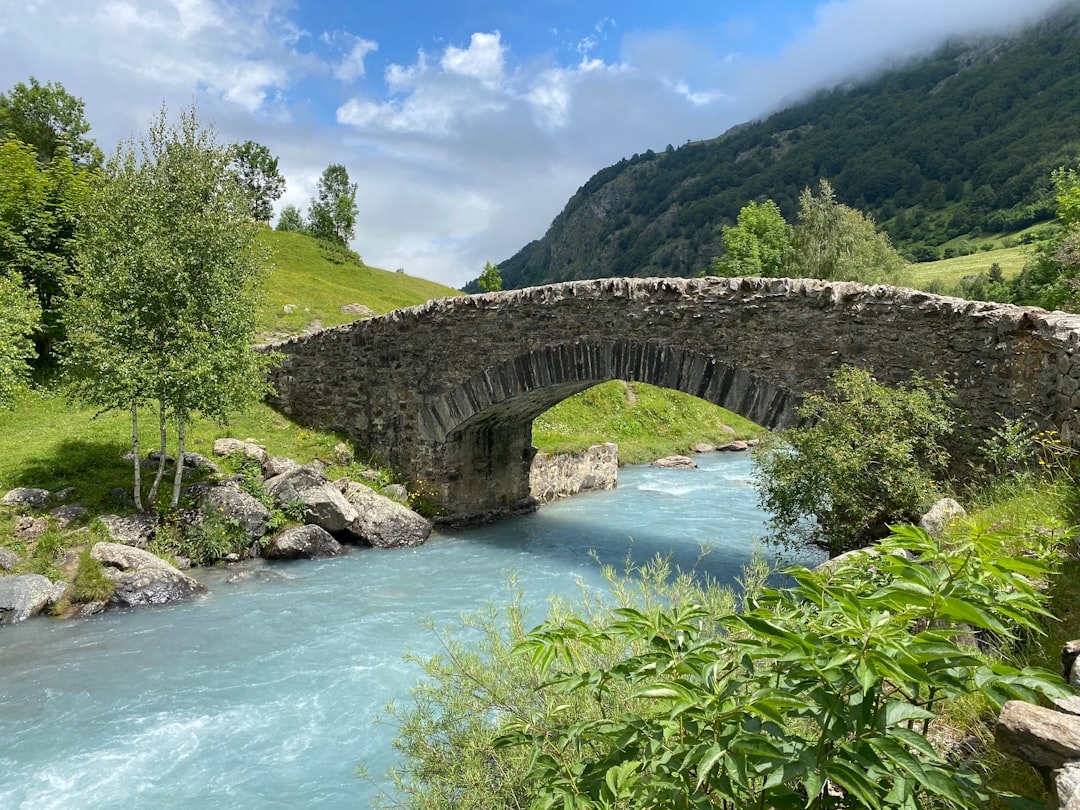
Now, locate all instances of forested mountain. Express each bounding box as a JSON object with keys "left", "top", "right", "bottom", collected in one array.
[{"left": 482, "top": 6, "right": 1080, "bottom": 291}]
